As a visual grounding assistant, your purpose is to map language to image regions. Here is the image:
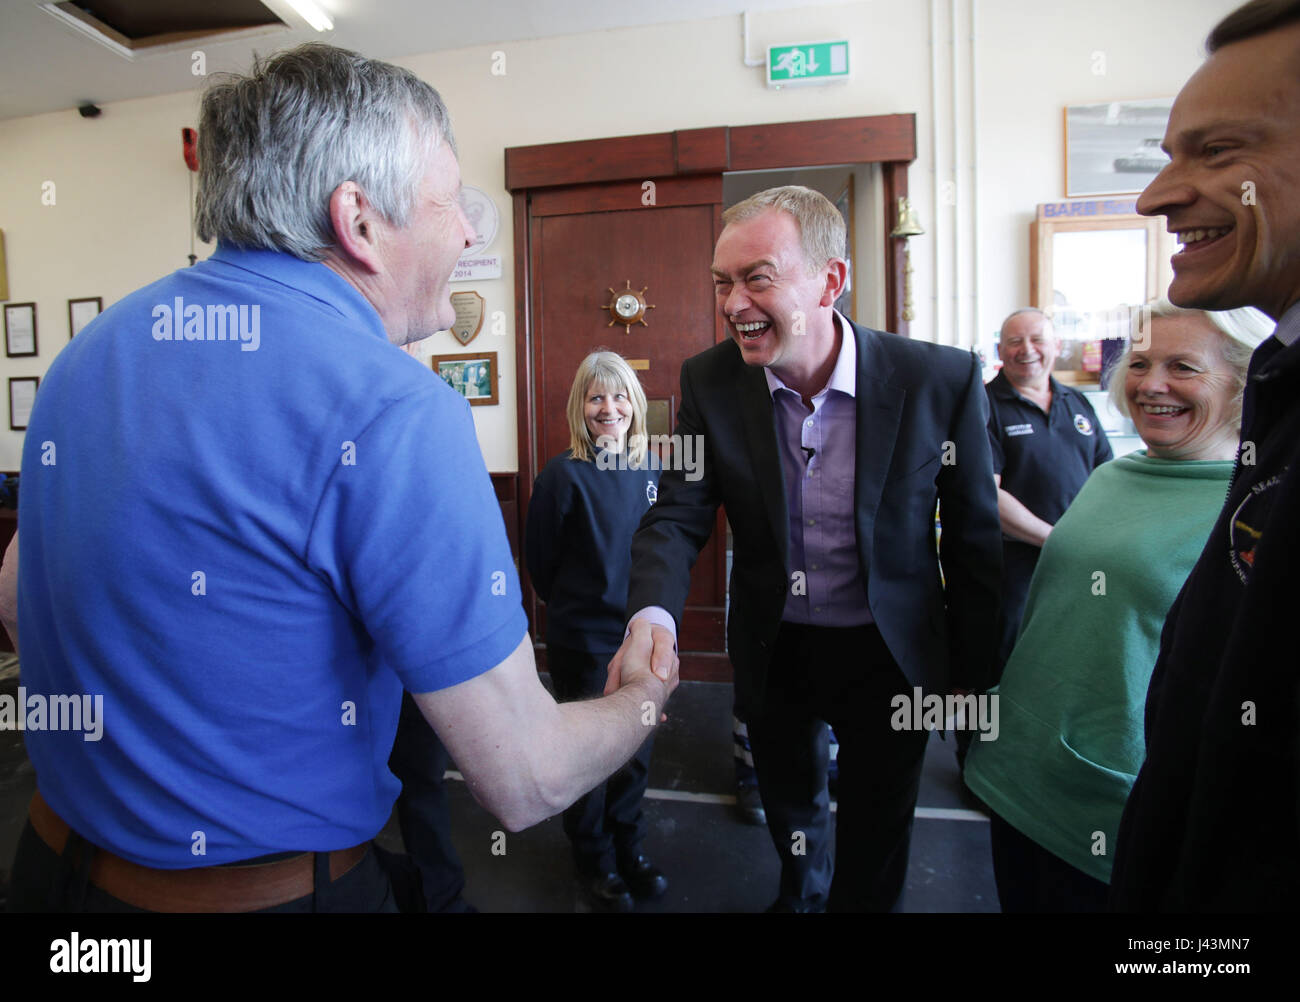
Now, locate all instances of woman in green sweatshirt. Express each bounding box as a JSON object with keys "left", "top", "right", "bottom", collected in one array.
[{"left": 964, "top": 299, "right": 1273, "bottom": 912}]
